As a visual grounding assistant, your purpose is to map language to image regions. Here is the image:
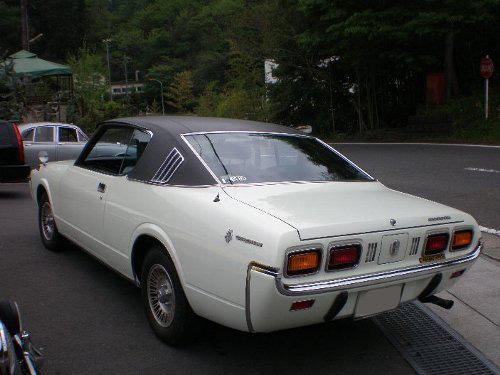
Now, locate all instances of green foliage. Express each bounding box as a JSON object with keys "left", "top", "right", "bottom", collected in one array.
[
  {"left": 0, "top": 1, "right": 19, "bottom": 54},
  {"left": 67, "top": 46, "right": 135, "bottom": 132},
  {"left": 67, "top": 46, "right": 107, "bottom": 130},
  {"left": 0, "top": 55, "right": 22, "bottom": 120},
  {"left": 30, "top": 0, "right": 87, "bottom": 60},
  {"left": 2, "top": 0, "right": 500, "bottom": 141},
  {"left": 166, "top": 70, "right": 196, "bottom": 113},
  {"left": 416, "top": 94, "right": 500, "bottom": 143}
]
